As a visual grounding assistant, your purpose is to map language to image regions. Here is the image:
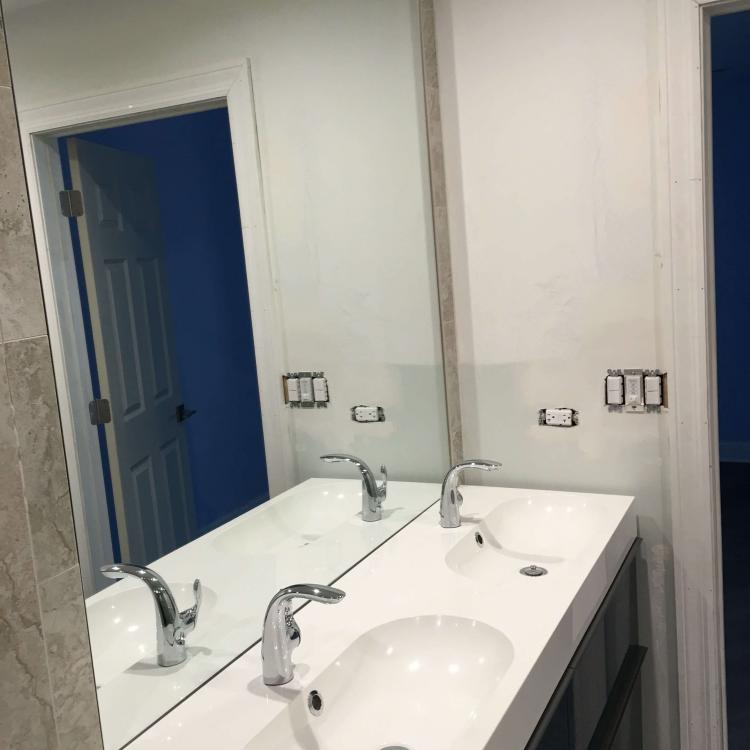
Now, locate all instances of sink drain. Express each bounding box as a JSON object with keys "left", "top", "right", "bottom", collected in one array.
[
  {"left": 380, "top": 747, "right": 411, "bottom": 750},
  {"left": 520, "top": 564, "right": 548, "bottom": 577},
  {"left": 307, "top": 690, "right": 324, "bottom": 716},
  {"left": 474, "top": 531, "right": 484, "bottom": 547}
]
